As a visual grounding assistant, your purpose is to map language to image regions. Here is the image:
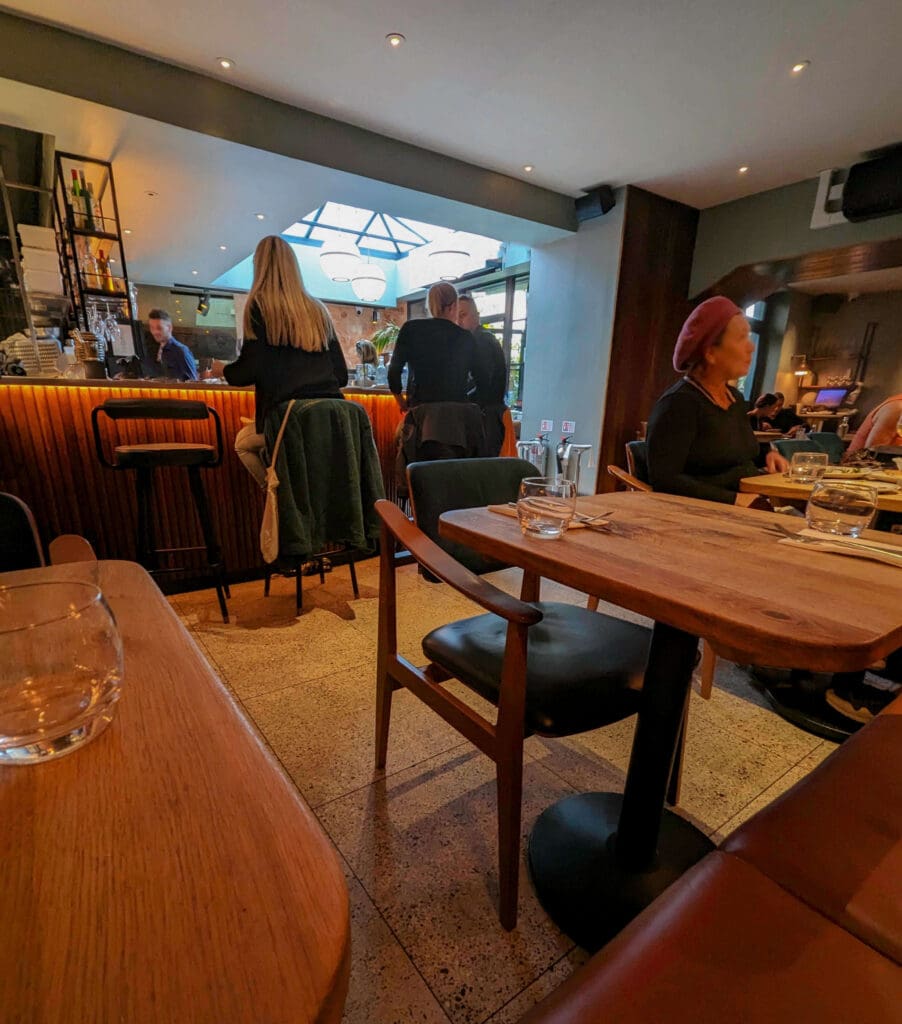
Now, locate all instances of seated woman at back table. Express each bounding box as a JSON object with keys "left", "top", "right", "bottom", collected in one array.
[
  {"left": 847, "top": 392, "right": 902, "bottom": 454},
  {"left": 647, "top": 297, "right": 788, "bottom": 505},
  {"left": 747, "top": 392, "right": 781, "bottom": 431},
  {"left": 217, "top": 235, "right": 348, "bottom": 487},
  {"left": 769, "top": 392, "right": 805, "bottom": 435}
]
